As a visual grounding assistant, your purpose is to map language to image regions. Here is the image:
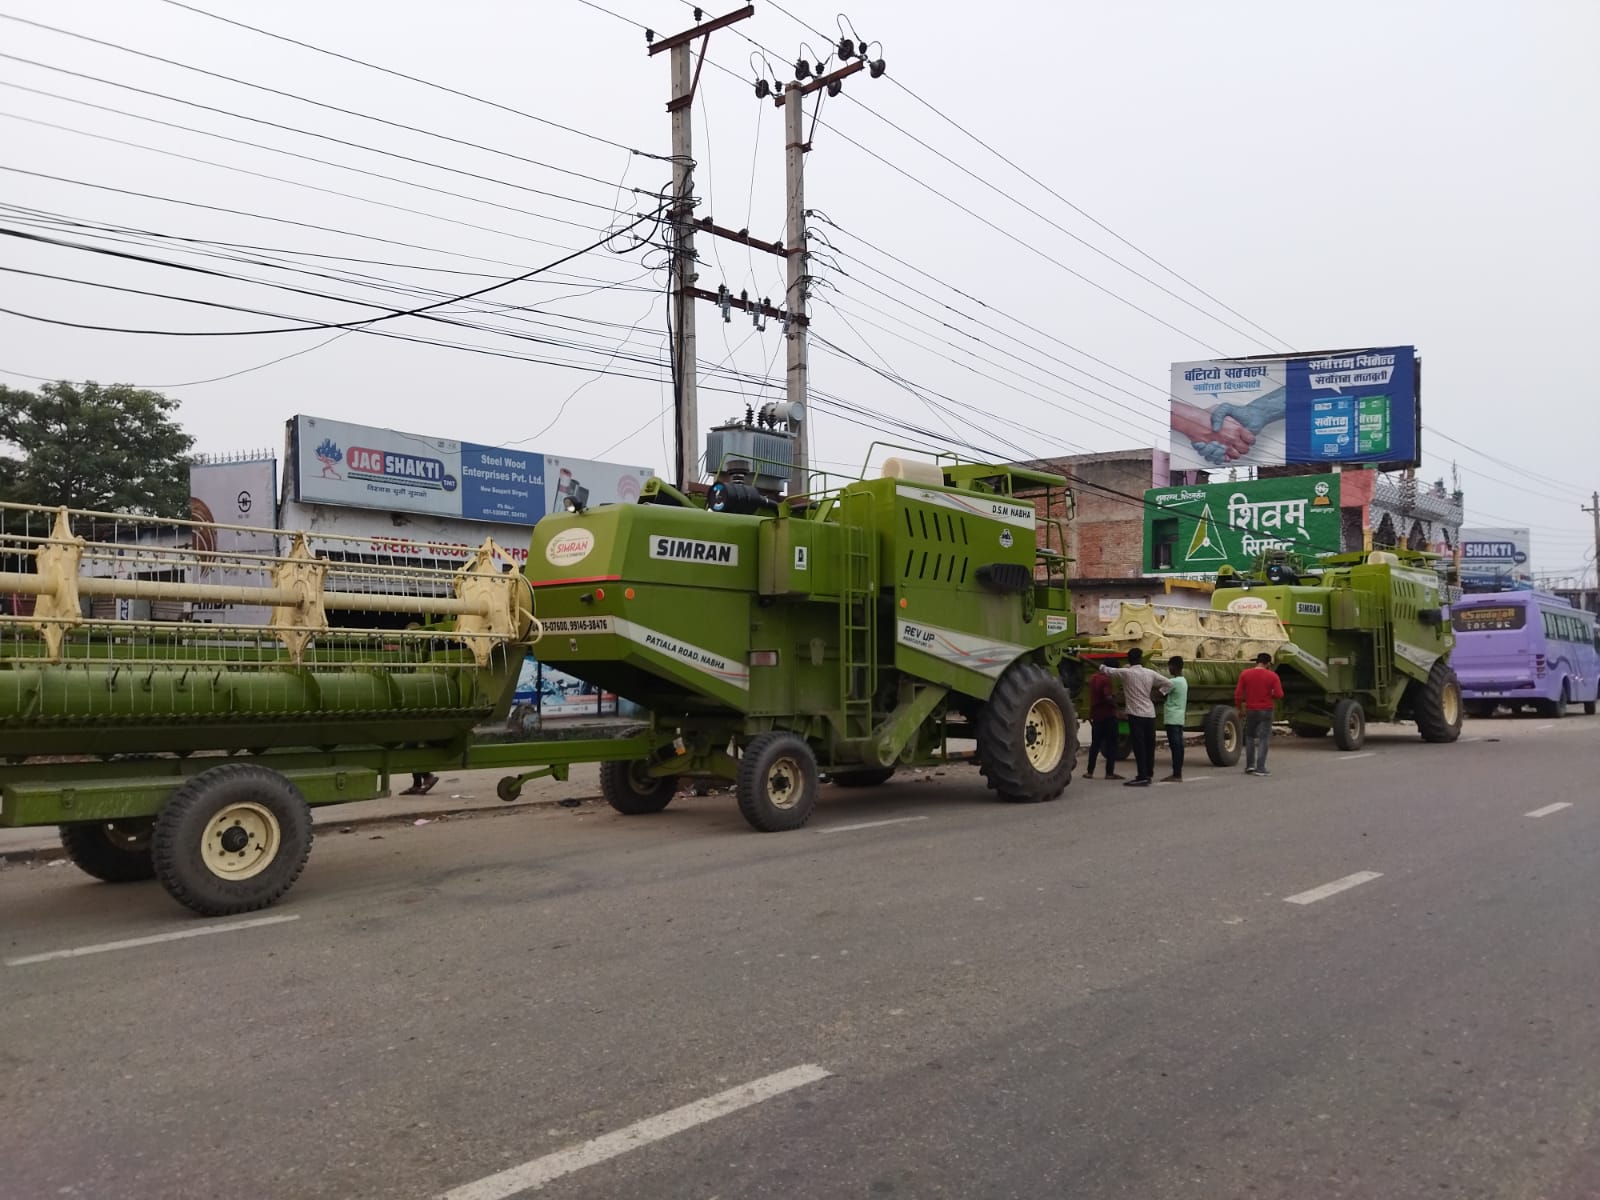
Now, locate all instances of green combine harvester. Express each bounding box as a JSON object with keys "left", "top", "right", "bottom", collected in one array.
[
  {"left": 1, "top": 453, "right": 1083, "bottom": 914},
  {"left": 1082, "top": 549, "right": 1463, "bottom": 763}
]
